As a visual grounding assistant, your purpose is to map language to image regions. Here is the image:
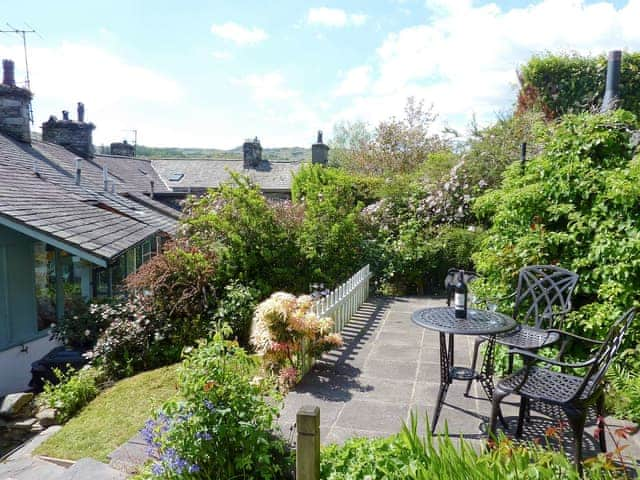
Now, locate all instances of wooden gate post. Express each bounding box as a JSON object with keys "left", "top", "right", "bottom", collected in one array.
[{"left": 296, "top": 405, "right": 320, "bottom": 480}]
